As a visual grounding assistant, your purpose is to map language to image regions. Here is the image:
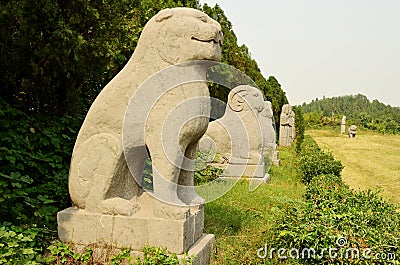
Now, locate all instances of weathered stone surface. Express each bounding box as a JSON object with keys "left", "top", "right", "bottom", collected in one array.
[
  {"left": 258, "top": 100, "right": 279, "bottom": 169},
  {"left": 198, "top": 85, "right": 266, "bottom": 178},
  {"left": 348, "top": 124, "right": 357, "bottom": 138},
  {"left": 59, "top": 8, "right": 221, "bottom": 265},
  {"left": 58, "top": 208, "right": 114, "bottom": 246},
  {"left": 67, "top": 7, "right": 223, "bottom": 213},
  {"left": 66, "top": 233, "right": 215, "bottom": 265},
  {"left": 341, "top": 115, "right": 347, "bottom": 134},
  {"left": 279, "top": 104, "right": 295, "bottom": 147},
  {"left": 188, "top": 234, "right": 215, "bottom": 265},
  {"left": 58, "top": 203, "right": 203, "bottom": 254},
  {"left": 259, "top": 101, "right": 276, "bottom": 156}
]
